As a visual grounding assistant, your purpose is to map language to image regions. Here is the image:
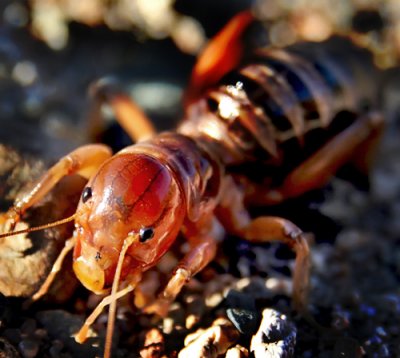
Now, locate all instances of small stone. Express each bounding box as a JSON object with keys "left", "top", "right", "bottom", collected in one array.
[
  {"left": 36, "top": 310, "right": 100, "bottom": 357},
  {"left": 250, "top": 308, "right": 296, "bottom": 358},
  {"left": 226, "top": 308, "right": 260, "bottom": 335},
  {"left": 18, "top": 338, "right": 39, "bottom": 358},
  {"left": 225, "top": 345, "right": 249, "bottom": 358},
  {"left": 140, "top": 328, "right": 164, "bottom": 358},
  {"left": 179, "top": 318, "right": 240, "bottom": 358},
  {"left": 33, "top": 329, "right": 47, "bottom": 340},
  {"left": 184, "top": 295, "right": 205, "bottom": 329},
  {"left": 205, "top": 292, "right": 224, "bottom": 308}
]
